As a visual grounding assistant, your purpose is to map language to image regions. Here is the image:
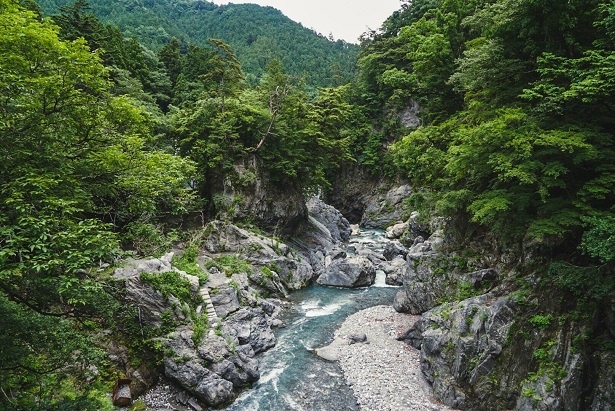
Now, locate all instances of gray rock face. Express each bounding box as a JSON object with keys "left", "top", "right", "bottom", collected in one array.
[
  {"left": 292, "top": 196, "right": 363, "bottom": 285},
  {"left": 201, "top": 221, "right": 315, "bottom": 291},
  {"left": 164, "top": 331, "right": 259, "bottom": 407},
  {"left": 323, "top": 165, "right": 387, "bottom": 223},
  {"left": 221, "top": 154, "right": 308, "bottom": 234},
  {"left": 307, "top": 197, "right": 352, "bottom": 243},
  {"left": 515, "top": 325, "right": 615, "bottom": 411},
  {"left": 317, "top": 255, "right": 376, "bottom": 288},
  {"left": 393, "top": 254, "right": 451, "bottom": 315},
  {"left": 164, "top": 358, "right": 235, "bottom": 407},
  {"left": 398, "top": 100, "right": 421, "bottom": 129},
  {"left": 399, "top": 211, "right": 432, "bottom": 246},
  {"left": 589, "top": 351, "right": 615, "bottom": 410},
  {"left": 209, "top": 286, "right": 241, "bottom": 319},
  {"left": 466, "top": 268, "right": 498, "bottom": 288},
  {"left": 114, "top": 253, "right": 199, "bottom": 327},
  {"left": 222, "top": 307, "right": 276, "bottom": 354},
  {"left": 380, "top": 256, "right": 406, "bottom": 286},
  {"left": 393, "top": 229, "right": 499, "bottom": 315},
  {"left": 362, "top": 185, "right": 413, "bottom": 229},
  {"left": 402, "top": 295, "right": 519, "bottom": 409},
  {"left": 383, "top": 241, "right": 409, "bottom": 261},
  {"left": 400, "top": 280, "right": 615, "bottom": 411},
  {"left": 113, "top": 250, "right": 285, "bottom": 409}
]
